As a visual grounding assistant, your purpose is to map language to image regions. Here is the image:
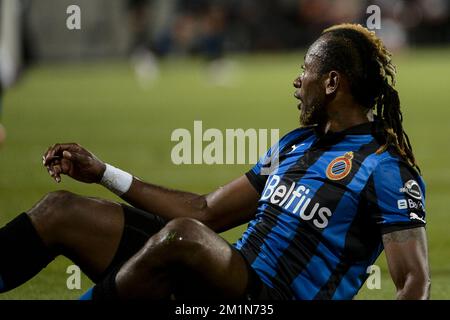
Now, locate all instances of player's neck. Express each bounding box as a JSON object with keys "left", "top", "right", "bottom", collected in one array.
[{"left": 323, "top": 103, "right": 373, "bottom": 134}]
